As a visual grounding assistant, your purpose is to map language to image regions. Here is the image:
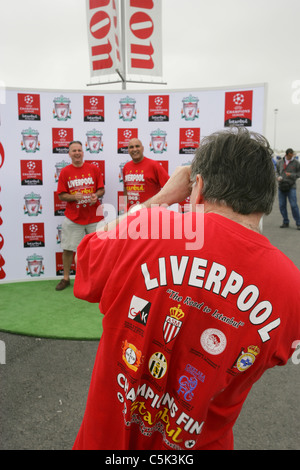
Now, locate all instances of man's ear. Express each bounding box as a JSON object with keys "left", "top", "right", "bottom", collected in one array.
[{"left": 194, "top": 174, "right": 205, "bottom": 205}]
